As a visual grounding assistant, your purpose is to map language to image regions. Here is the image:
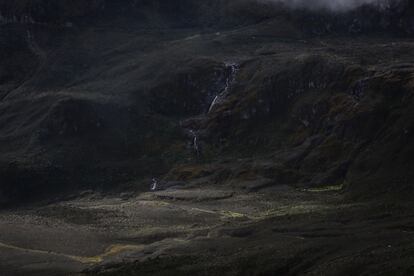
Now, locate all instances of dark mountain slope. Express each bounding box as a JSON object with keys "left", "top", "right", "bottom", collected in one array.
[
  {"left": 1, "top": 2, "right": 414, "bottom": 276},
  {"left": 0, "top": 0, "right": 413, "bottom": 205}
]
